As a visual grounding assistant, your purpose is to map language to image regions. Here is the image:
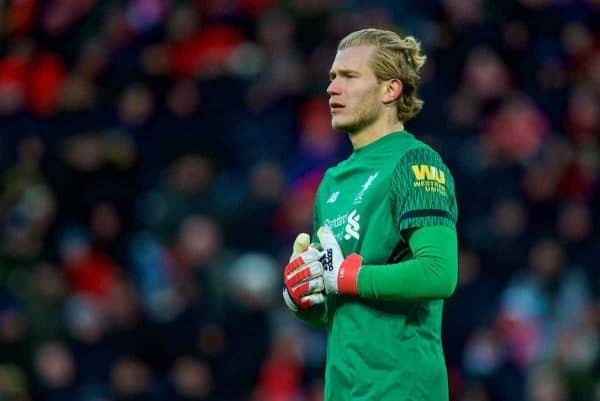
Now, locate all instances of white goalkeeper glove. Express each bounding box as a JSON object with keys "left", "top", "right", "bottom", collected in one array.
[
  {"left": 317, "top": 226, "right": 363, "bottom": 295},
  {"left": 282, "top": 233, "right": 326, "bottom": 312}
]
